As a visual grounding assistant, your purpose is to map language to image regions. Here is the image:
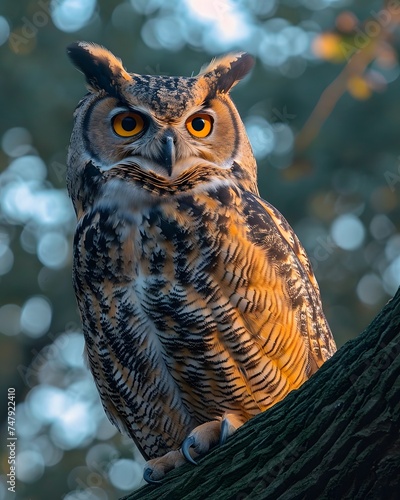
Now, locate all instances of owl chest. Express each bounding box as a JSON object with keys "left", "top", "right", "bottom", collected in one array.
[
  {"left": 75, "top": 199, "right": 244, "bottom": 410},
  {"left": 74, "top": 195, "right": 284, "bottom": 424},
  {"left": 74, "top": 199, "right": 233, "bottom": 337}
]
